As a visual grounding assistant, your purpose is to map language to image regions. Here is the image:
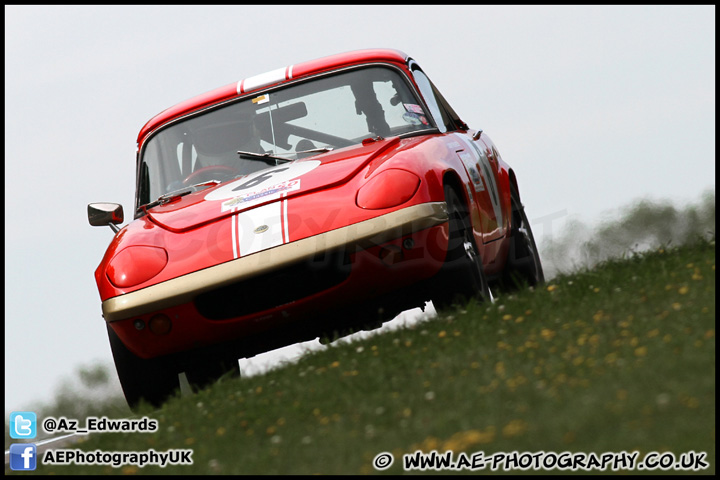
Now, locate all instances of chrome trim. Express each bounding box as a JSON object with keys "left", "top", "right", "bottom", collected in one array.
[{"left": 103, "top": 202, "right": 448, "bottom": 322}]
